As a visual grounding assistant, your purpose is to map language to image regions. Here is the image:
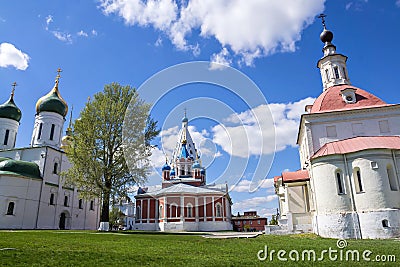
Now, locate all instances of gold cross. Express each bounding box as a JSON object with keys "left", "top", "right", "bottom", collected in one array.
[
  {"left": 56, "top": 68, "right": 62, "bottom": 82},
  {"left": 11, "top": 82, "right": 17, "bottom": 97}
]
